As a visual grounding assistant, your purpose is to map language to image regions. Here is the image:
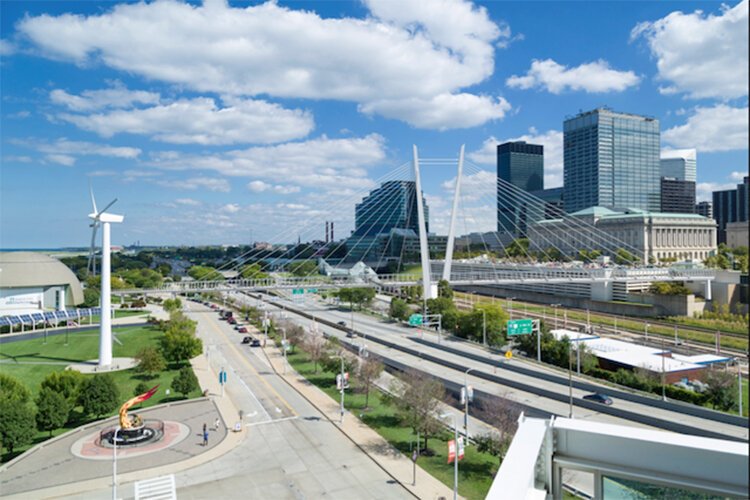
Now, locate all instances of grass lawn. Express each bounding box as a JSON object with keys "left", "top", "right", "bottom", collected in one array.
[
  {"left": 286, "top": 350, "right": 498, "bottom": 500},
  {"left": 0, "top": 325, "right": 202, "bottom": 462}
]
